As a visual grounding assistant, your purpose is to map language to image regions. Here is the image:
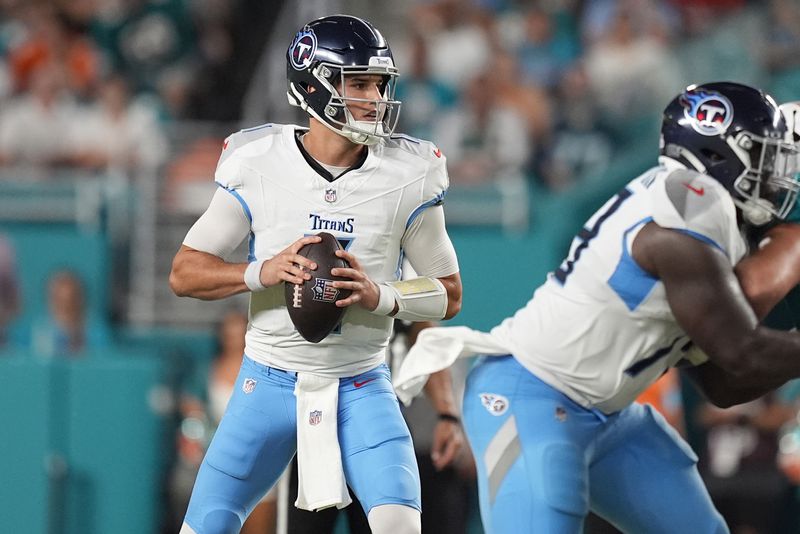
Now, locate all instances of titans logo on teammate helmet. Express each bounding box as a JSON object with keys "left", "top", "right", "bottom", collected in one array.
[
  {"left": 289, "top": 29, "right": 317, "bottom": 70},
  {"left": 680, "top": 89, "right": 733, "bottom": 136}
]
